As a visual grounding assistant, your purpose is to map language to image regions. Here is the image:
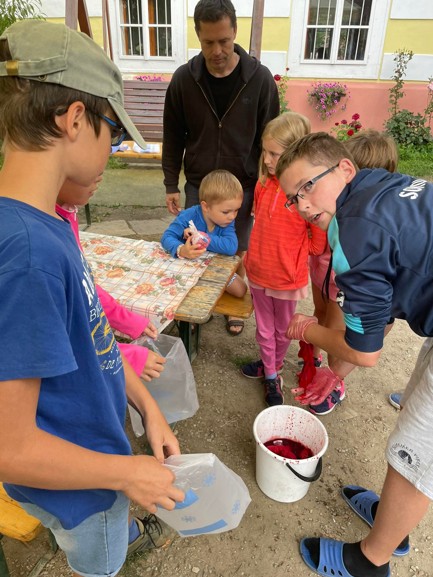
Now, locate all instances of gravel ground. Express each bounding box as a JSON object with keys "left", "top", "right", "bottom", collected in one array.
[{"left": 4, "top": 205, "right": 433, "bottom": 577}]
